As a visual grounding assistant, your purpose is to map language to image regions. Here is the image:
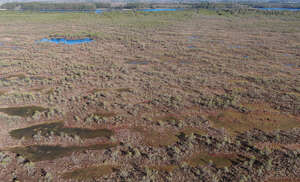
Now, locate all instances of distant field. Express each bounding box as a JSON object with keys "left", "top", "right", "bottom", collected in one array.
[{"left": 0, "top": 9, "right": 299, "bottom": 181}]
